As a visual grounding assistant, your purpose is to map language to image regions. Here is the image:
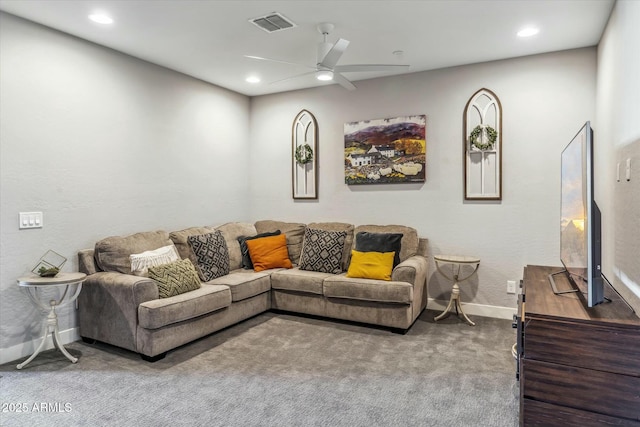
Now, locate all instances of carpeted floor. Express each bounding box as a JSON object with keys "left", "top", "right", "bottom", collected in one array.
[{"left": 0, "top": 309, "right": 519, "bottom": 427}]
